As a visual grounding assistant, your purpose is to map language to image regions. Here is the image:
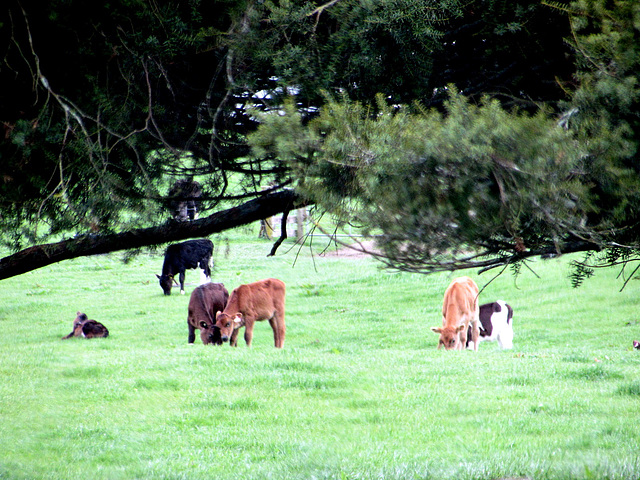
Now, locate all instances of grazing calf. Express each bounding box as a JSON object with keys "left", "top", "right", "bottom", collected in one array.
[
  {"left": 62, "top": 312, "right": 109, "bottom": 339},
  {"left": 215, "top": 278, "right": 286, "bottom": 348},
  {"left": 431, "top": 276, "right": 480, "bottom": 350},
  {"left": 187, "top": 283, "right": 229, "bottom": 345},
  {"left": 157, "top": 239, "right": 213, "bottom": 295},
  {"left": 466, "top": 301, "right": 514, "bottom": 349}
]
